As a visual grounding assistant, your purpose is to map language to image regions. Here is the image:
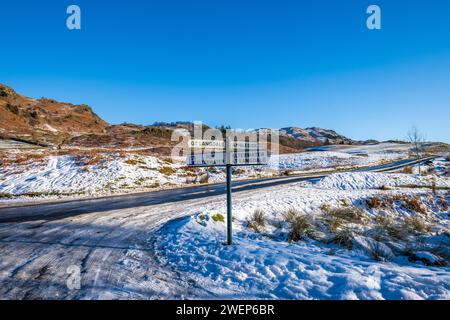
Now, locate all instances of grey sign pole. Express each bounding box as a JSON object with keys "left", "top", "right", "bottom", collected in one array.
[{"left": 226, "top": 163, "right": 232, "bottom": 245}]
